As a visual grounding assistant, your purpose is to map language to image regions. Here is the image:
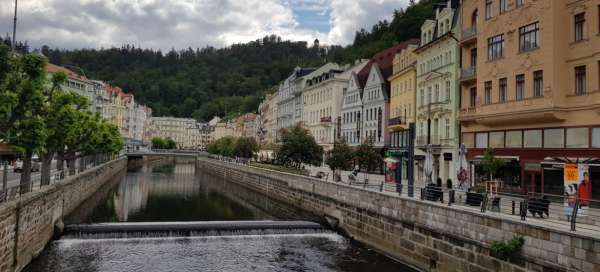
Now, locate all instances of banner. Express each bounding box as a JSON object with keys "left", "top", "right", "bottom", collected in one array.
[{"left": 564, "top": 163, "right": 578, "bottom": 186}]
